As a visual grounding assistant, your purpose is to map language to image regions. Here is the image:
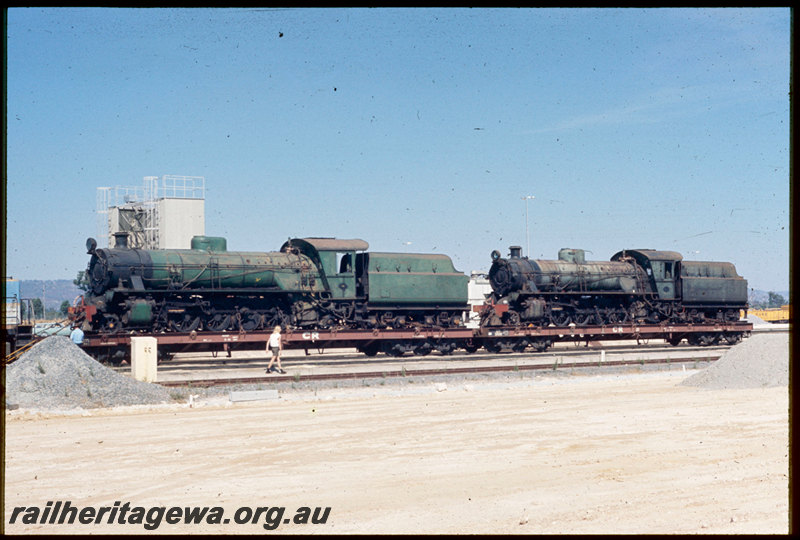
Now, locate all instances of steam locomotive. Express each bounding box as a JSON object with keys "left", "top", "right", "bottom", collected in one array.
[
  {"left": 483, "top": 245, "right": 748, "bottom": 332},
  {"left": 72, "top": 233, "right": 469, "bottom": 333},
  {"left": 70, "top": 234, "right": 748, "bottom": 343}
]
